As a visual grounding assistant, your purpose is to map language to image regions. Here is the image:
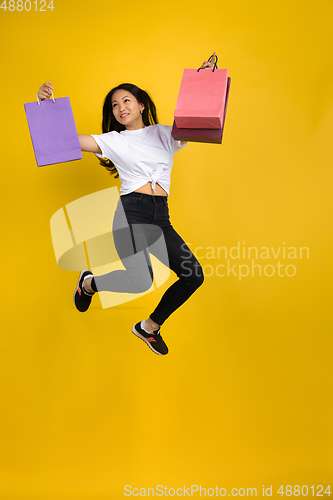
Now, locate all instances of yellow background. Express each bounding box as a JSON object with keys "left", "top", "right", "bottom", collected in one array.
[{"left": 1, "top": 0, "right": 332, "bottom": 498}]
